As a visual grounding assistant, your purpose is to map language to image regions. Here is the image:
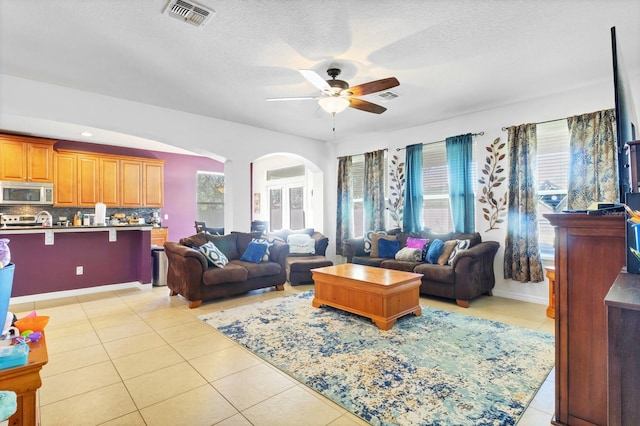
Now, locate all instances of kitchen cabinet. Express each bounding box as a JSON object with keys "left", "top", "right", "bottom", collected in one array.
[
  {"left": 100, "top": 157, "right": 120, "bottom": 206},
  {"left": 54, "top": 152, "right": 78, "bottom": 206},
  {"left": 0, "top": 134, "right": 55, "bottom": 182},
  {"left": 143, "top": 160, "right": 164, "bottom": 207},
  {"left": 77, "top": 154, "right": 100, "bottom": 206},
  {"left": 121, "top": 159, "right": 143, "bottom": 207},
  {"left": 151, "top": 227, "right": 168, "bottom": 246}
]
